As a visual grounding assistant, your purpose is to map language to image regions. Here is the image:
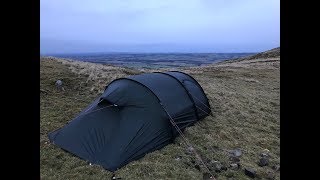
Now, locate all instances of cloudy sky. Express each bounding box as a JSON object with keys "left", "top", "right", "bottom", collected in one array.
[{"left": 40, "top": 0, "right": 280, "bottom": 54}]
